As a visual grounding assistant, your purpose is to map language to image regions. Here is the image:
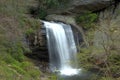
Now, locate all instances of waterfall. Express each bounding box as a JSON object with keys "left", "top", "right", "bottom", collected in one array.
[{"left": 43, "top": 21, "right": 79, "bottom": 76}]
